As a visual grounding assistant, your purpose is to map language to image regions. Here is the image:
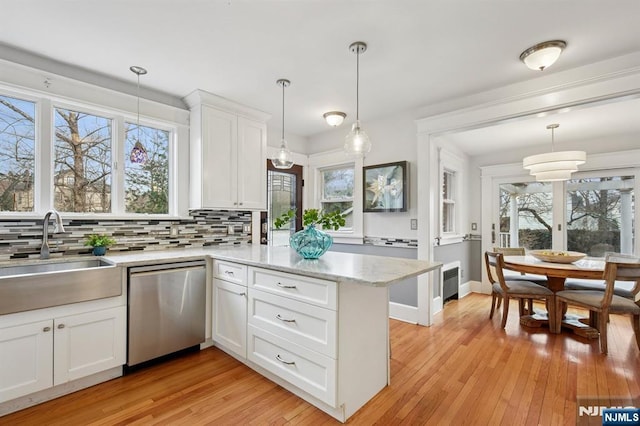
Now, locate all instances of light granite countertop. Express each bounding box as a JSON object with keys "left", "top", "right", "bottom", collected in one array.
[{"left": 102, "top": 245, "right": 441, "bottom": 287}]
